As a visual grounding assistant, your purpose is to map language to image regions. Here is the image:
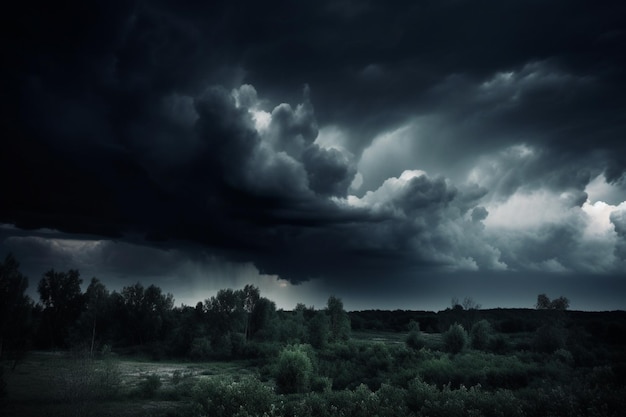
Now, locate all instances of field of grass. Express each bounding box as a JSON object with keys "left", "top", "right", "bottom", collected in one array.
[
  {"left": 1, "top": 352, "right": 257, "bottom": 417},
  {"left": 2, "top": 325, "right": 624, "bottom": 417},
  {"left": 352, "top": 330, "right": 444, "bottom": 349}
]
